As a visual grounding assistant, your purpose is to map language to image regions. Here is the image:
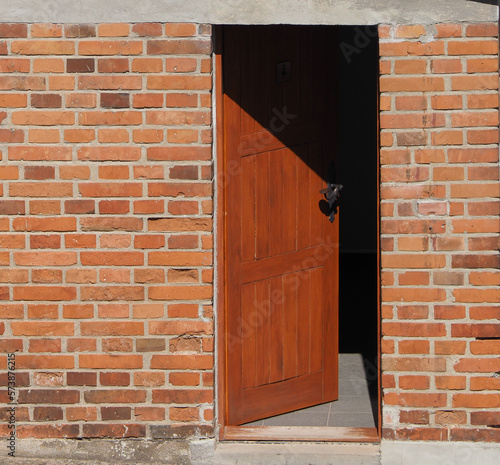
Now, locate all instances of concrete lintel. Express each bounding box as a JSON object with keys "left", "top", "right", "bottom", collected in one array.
[
  {"left": 2, "top": 0, "right": 498, "bottom": 25},
  {"left": 381, "top": 440, "right": 500, "bottom": 465}
]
